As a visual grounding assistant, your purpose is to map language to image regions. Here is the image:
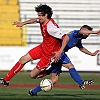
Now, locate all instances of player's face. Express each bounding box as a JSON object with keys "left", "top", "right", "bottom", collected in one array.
[
  {"left": 37, "top": 12, "right": 48, "bottom": 24},
  {"left": 81, "top": 28, "right": 89, "bottom": 39},
  {"left": 82, "top": 34, "right": 89, "bottom": 39}
]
